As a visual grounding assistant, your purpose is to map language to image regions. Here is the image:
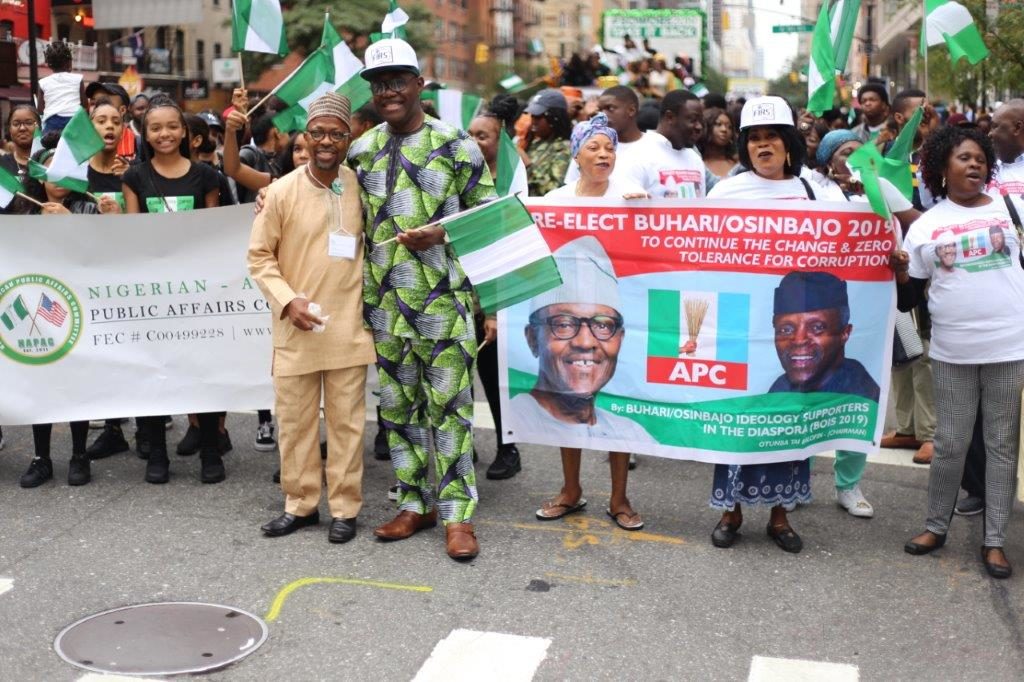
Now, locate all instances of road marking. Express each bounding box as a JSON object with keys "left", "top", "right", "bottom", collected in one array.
[
  {"left": 264, "top": 576, "right": 432, "bottom": 623},
  {"left": 78, "top": 675, "right": 146, "bottom": 681},
  {"left": 544, "top": 572, "right": 637, "bottom": 587},
  {"left": 0, "top": 578, "right": 12, "bottom": 597},
  {"left": 483, "top": 517, "right": 685, "bottom": 549},
  {"left": 748, "top": 656, "right": 859, "bottom": 681},
  {"left": 413, "top": 629, "right": 551, "bottom": 682}
]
